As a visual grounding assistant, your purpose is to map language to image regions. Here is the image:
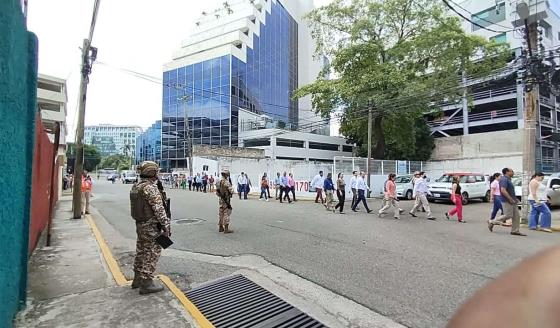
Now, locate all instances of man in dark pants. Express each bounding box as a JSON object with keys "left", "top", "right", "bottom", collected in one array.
[
  {"left": 488, "top": 167, "right": 526, "bottom": 236},
  {"left": 279, "top": 171, "right": 292, "bottom": 203},
  {"left": 352, "top": 171, "right": 372, "bottom": 213}
]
